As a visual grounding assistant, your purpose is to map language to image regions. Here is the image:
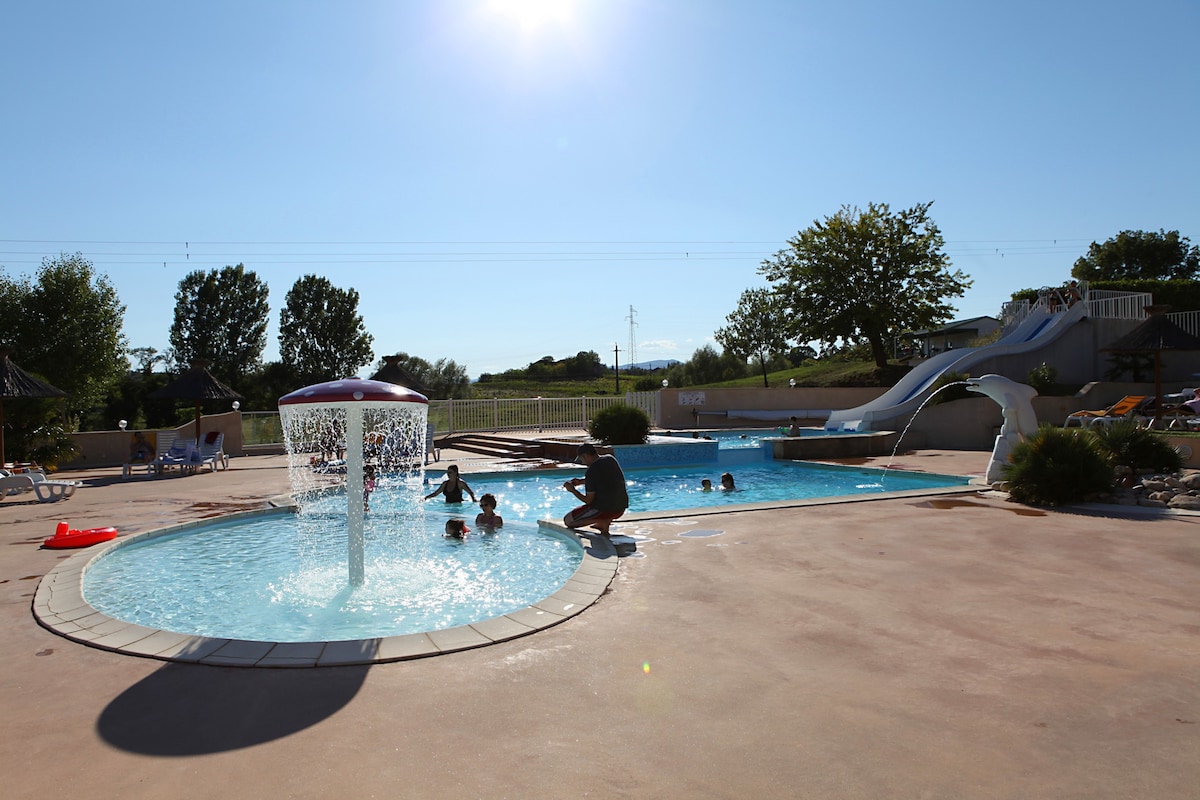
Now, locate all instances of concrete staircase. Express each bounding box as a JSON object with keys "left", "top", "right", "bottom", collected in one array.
[{"left": 435, "top": 434, "right": 546, "bottom": 461}]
